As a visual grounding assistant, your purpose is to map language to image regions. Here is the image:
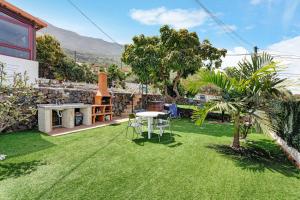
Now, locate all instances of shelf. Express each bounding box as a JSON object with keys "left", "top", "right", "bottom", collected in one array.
[
  {"left": 92, "top": 113, "right": 104, "bottom": 116},
  {"left": 92, "top": 103, "right": 113, "bottom": 123},
  {"left": 92, "top": 112, "right": 112, "bottom": 116},
  {"left": 92, "top": 104, "right": 112, "bottom": 107}
]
